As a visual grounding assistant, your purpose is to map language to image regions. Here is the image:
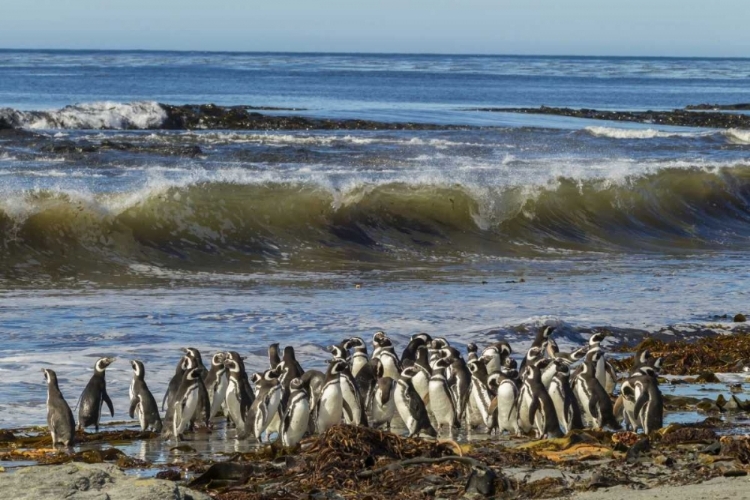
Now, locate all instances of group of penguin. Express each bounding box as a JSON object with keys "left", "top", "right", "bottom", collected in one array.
[{"left": 41, "top": 326, "right": 665, "bottom": 449}]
